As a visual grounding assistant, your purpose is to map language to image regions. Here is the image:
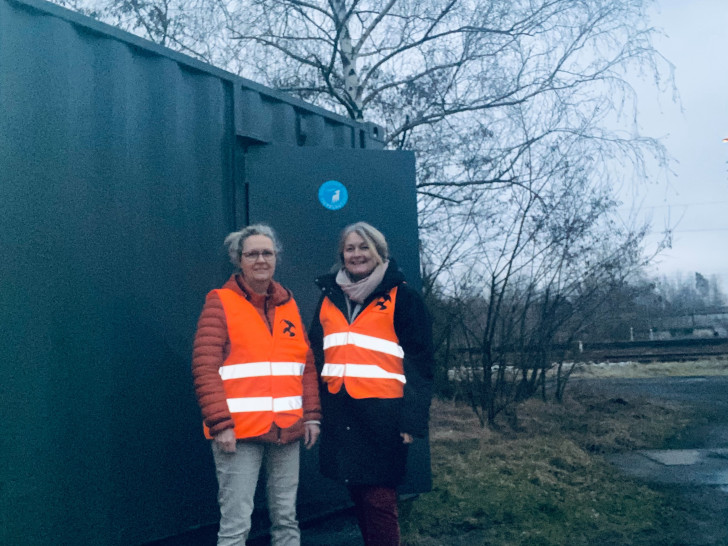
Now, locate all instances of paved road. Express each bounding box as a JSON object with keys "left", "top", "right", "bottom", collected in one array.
[{"left": 581, "top": 376, "right": 728, "bottom": 546}]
